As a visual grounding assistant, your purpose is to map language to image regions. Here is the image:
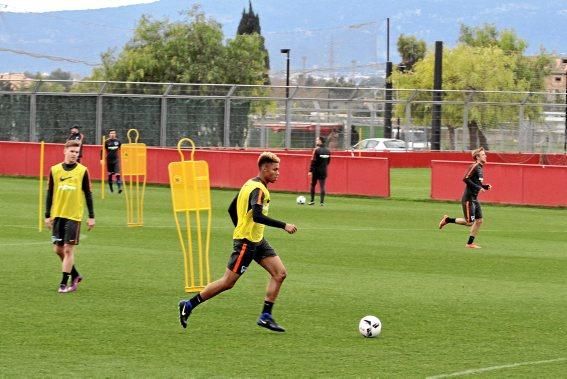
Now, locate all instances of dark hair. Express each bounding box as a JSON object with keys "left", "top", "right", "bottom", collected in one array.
[
  {"left": 319, "top": 136, "right": 326, "bottom": 145},
  {"left": 108, "top": 129, "right": 116, "bottom": 133},
  {"left": 70, "top": 125, "right": 79, "bottom": 131}
]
